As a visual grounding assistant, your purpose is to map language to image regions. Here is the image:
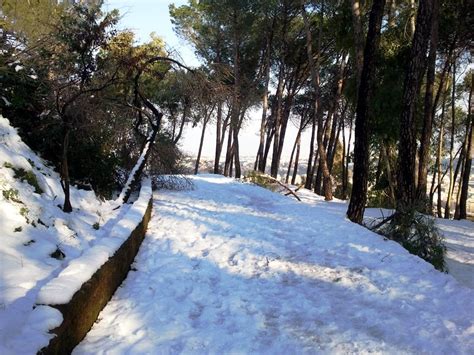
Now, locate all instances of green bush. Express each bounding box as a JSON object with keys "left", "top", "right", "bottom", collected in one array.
[
  {"left": 19, "top": 206, "right": 30, "bottom": 223},
  {"left": 2, "top": 188, "right": 20, "bottom": 202},
  {"left": 380, "top": 206, "right": 446, "bottom": 271},
  {"left": 12, "top": 167, "right": 43, "bottom": 194}
]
